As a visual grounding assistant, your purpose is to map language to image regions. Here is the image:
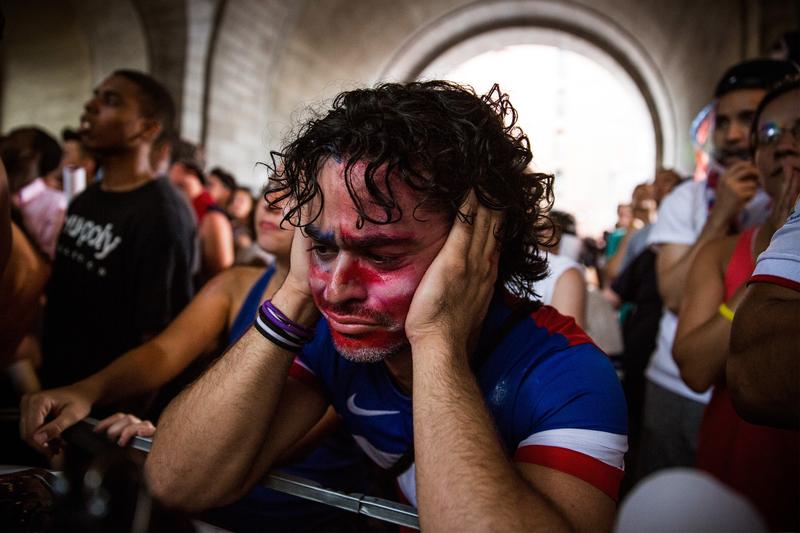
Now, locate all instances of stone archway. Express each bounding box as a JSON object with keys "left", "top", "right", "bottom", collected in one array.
[{"left": 379, "top": 0, "right": 677, "bottom": 170}]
